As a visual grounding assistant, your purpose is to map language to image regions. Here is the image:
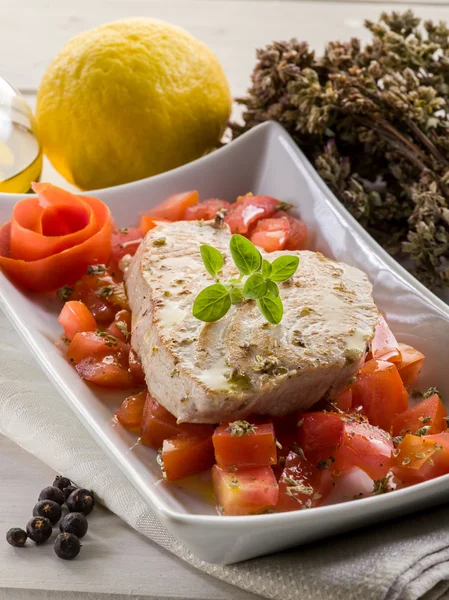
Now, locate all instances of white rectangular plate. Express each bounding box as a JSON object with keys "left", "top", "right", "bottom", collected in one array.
[{"left": 1, "top": 122, "right": 449, "bottom": 564}]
